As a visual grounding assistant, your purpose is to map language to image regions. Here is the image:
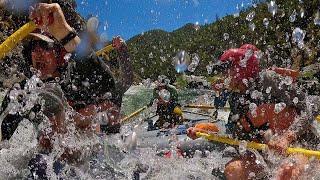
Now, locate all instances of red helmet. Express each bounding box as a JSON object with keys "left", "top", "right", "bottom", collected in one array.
[{"left": 219, "top": 44, "right": 260, "bottom": 82}]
